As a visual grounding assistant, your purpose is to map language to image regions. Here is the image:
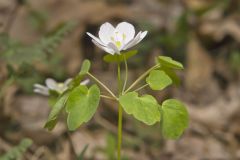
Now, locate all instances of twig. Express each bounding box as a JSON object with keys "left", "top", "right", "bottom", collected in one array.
[
  {"left": 30, "top": 147, "right": 45, "bottom": 160},
  {"left": 0, "top": 137, "right": 11, "bottom": 151},
  {"left": 3, "top": 0, "right": 21, "bottom": 33},
  {"left": 94, "top": 112, "right": 117, "bottom": 134},
  {"left": 66, "top": 132, "right": 78, "bottom": 159}
]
